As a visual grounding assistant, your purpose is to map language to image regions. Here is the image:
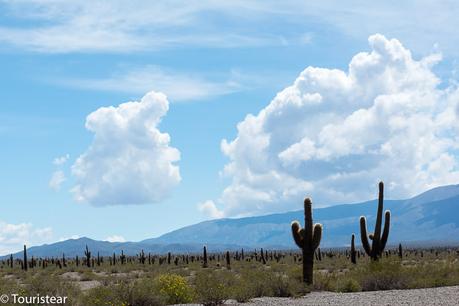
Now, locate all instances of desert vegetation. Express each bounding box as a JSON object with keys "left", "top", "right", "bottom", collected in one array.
[
  {"left": 1, "top": 182, "right": 459, "bottom": 305},
  {"left": 1, "top": 244, "right": 459, "bottom": 305}
]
